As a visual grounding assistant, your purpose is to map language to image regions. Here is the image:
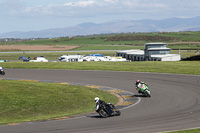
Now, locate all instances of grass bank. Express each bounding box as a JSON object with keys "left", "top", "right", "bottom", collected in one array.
[
  {"left": 0, "top": 61, "right": 200, "bottom": 75},
  {"left": 0, "top": 80, "right": 118, "bottom": 124},
  {"left": 167, "top": 128, "right": 200, "bottom": 133}
]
